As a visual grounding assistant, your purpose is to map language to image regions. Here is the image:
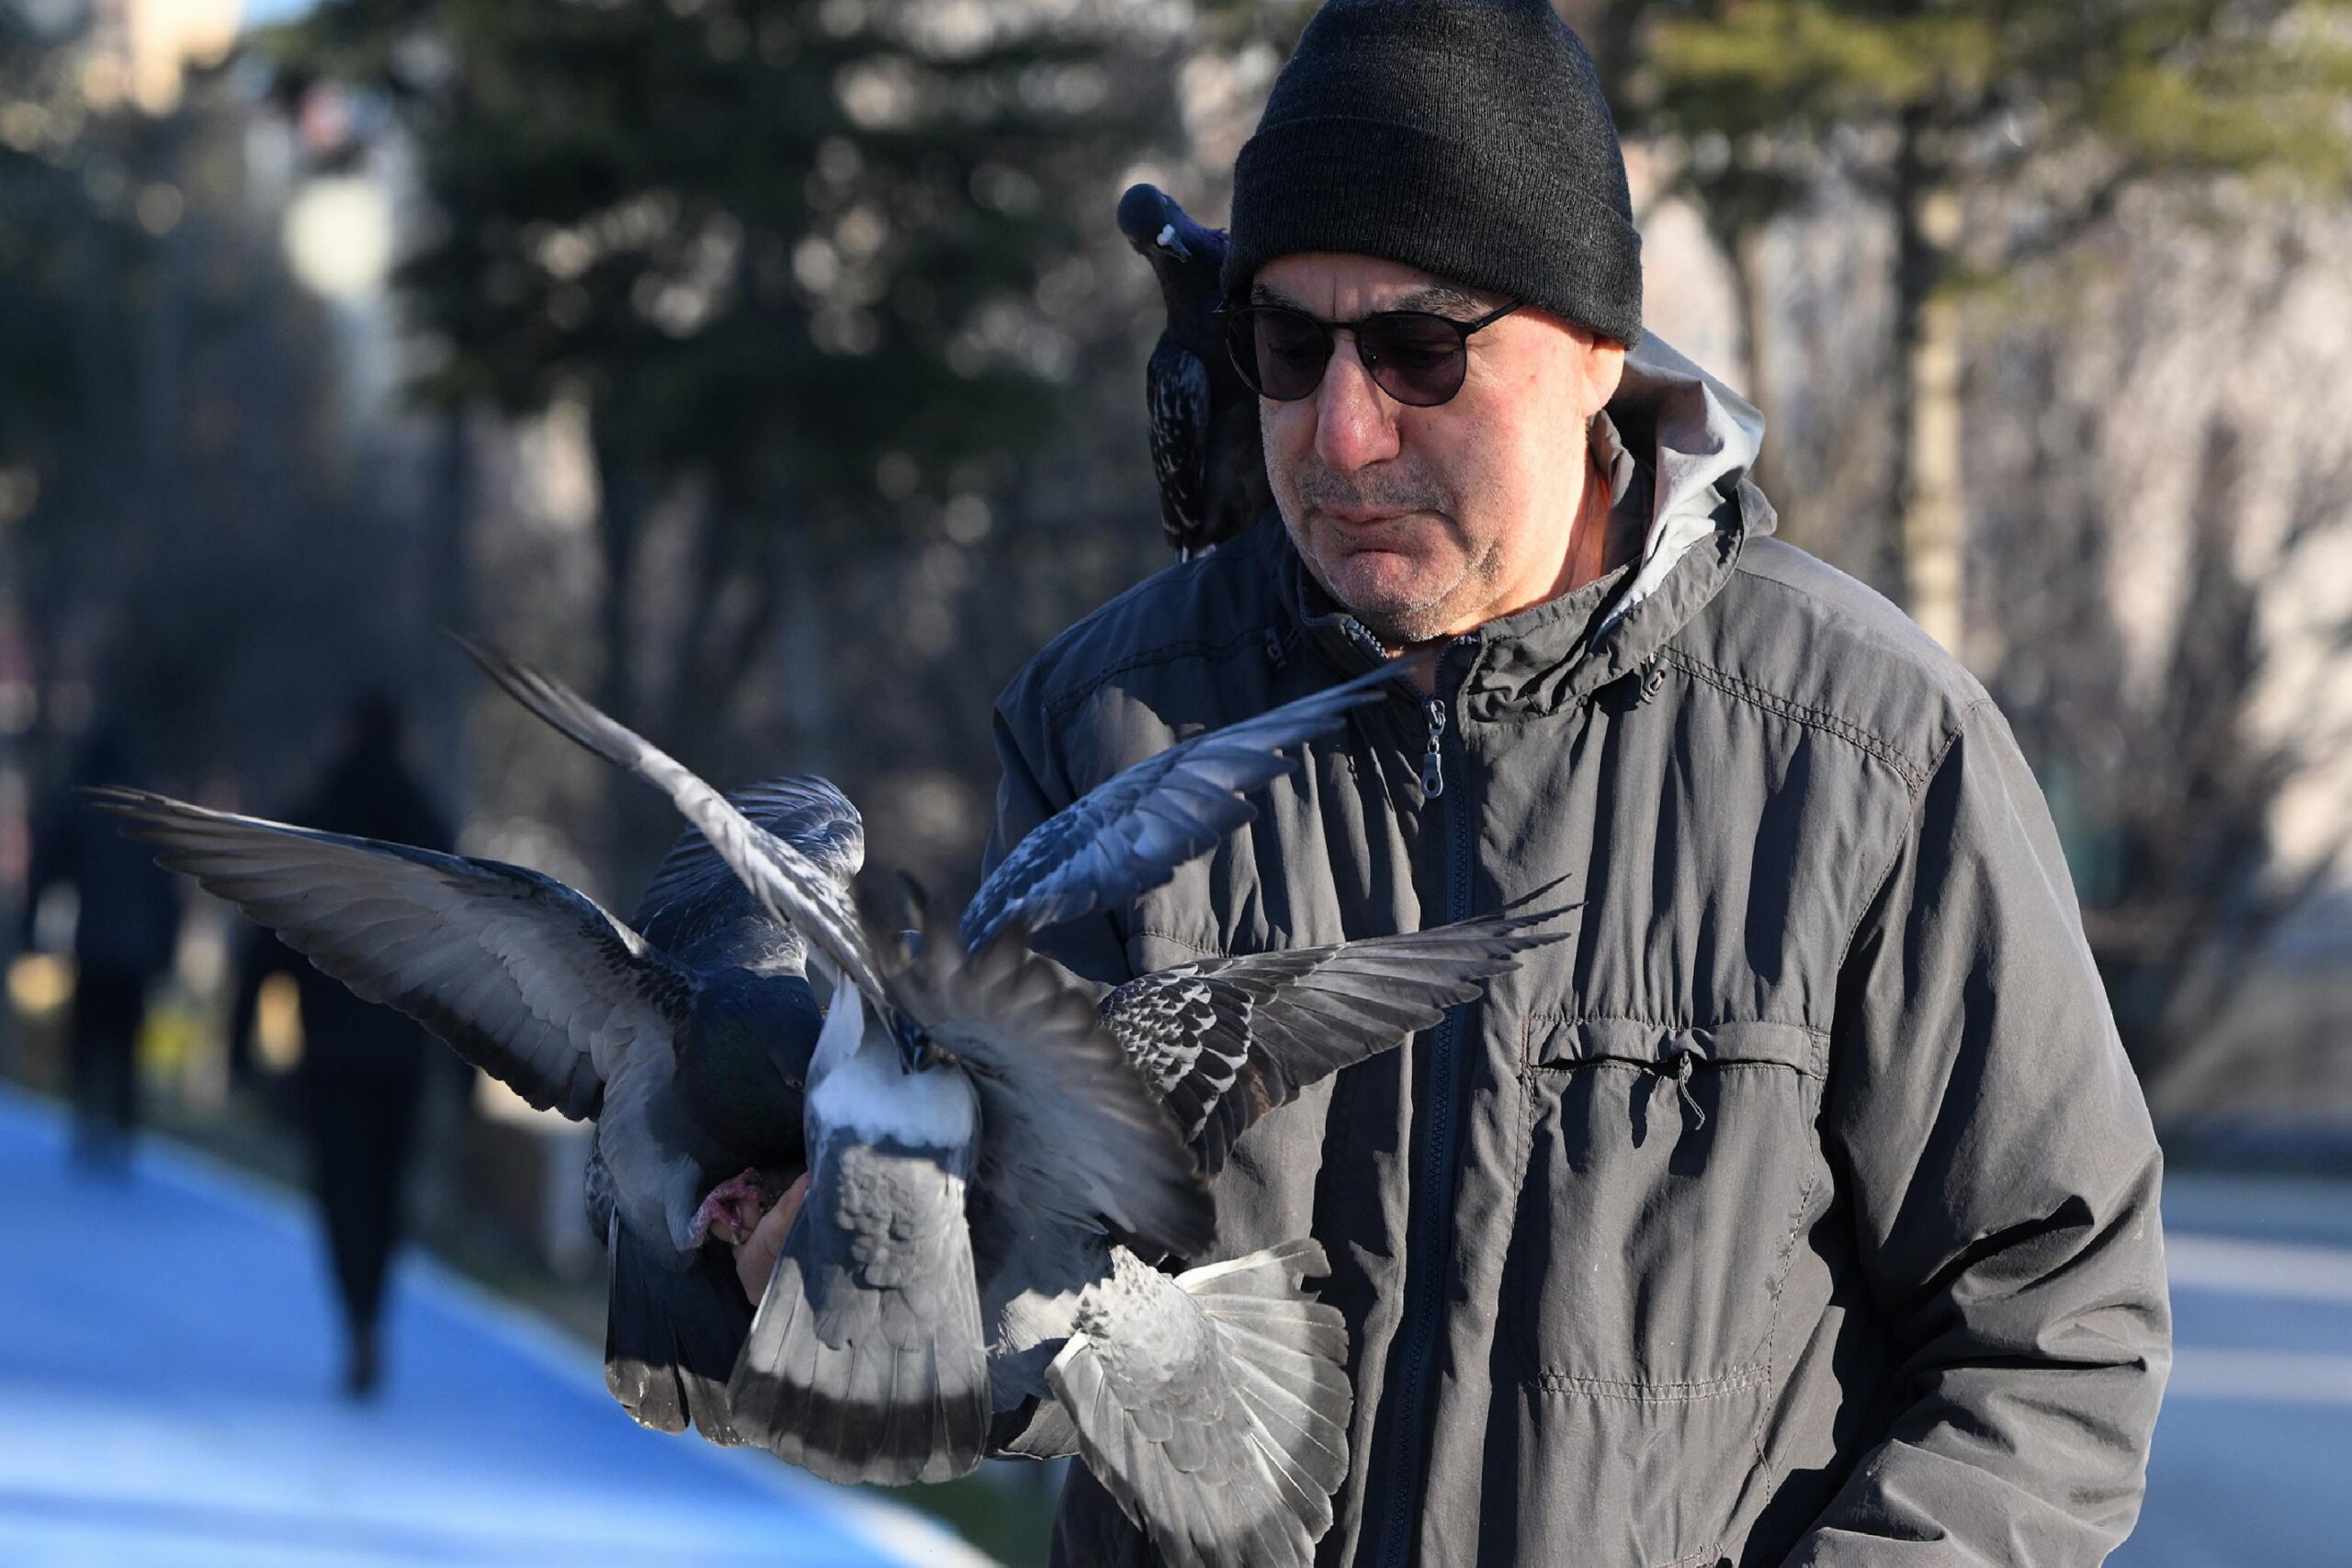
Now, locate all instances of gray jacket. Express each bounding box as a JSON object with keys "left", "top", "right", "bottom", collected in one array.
[{"left": 987, "top": 339, "right": 2169, "bottom": 1568}]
